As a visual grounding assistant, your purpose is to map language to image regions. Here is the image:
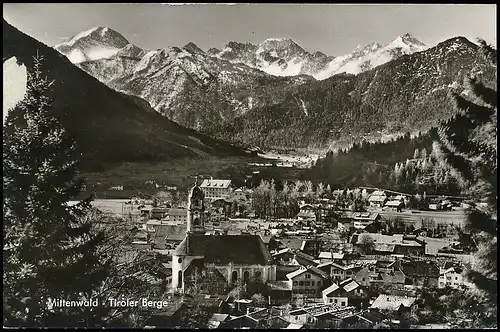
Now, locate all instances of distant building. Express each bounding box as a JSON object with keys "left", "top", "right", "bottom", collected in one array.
[
  {"left": 439, "top": 263, "right": 465, "bottom": 289},
  {"left": 151, "top": 207, "right": 169, "bottom": 220},
  {"left": 345, "top": 212, "right": 381, "bottom": 230},
  {"left": 322, "top": 278, "right": 368, "bottom": 308},
  {"left": 286, "top": 265, "right": 330, "bottom": 299},
  {"left": 317, "top": 261, "right": 362, "bottom": 282},
  {"left": 167, "top": 208, "right": 187, "bottom": 224},
  {"left": 370, "top": 294, "right": 417, "bottom": 315},
  {"left": 400, "top": 260, "right": 440, "bottom": 287},
  {"left": 200, "top": 179, "right": 232, "bottom": 201},
  {"left": 384, "top": 200, "right": 404, "bottom": 212},
  {"left": 368, "top": 191, "right": 388, "bottom": 208},
  {"left": 352, "top": 233, "right": 425, "bottom": 256}
]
